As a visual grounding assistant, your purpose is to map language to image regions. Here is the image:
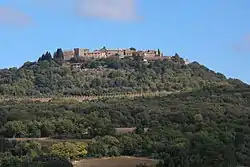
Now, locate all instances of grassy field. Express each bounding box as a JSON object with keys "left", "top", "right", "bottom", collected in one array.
[{"left": 73, "top": 156, "right": 158, "bottom": 167}]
